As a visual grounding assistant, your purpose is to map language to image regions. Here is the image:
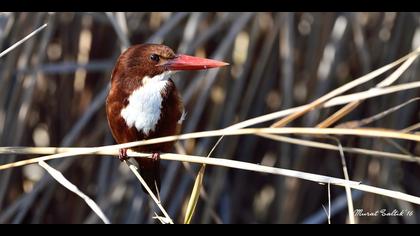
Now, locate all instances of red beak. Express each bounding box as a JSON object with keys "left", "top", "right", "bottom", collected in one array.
[{"left": 165, "top": 54, "right": 229, "bottom": 71}]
